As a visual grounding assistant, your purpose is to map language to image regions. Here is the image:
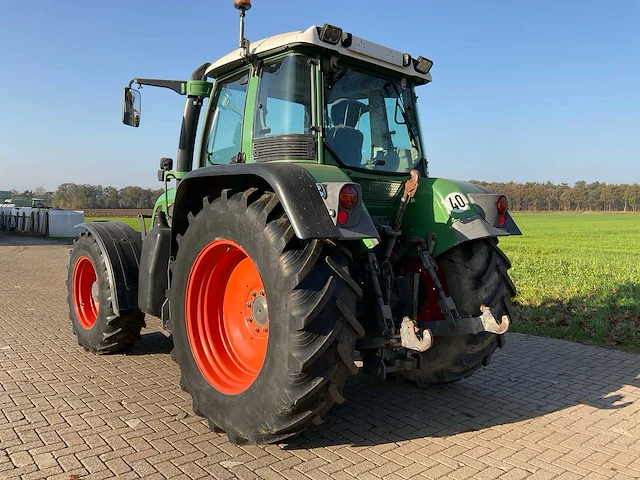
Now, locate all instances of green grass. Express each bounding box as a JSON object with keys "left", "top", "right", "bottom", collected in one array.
[
  {"left": 89, "top": 213, "right": 640, "bottom": 349},
  {"left": 499, "top": 213, "right": 640, "bottom": 350},
  {"left": 86, "top": 216, "right": 152, "bottom": 231}
]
